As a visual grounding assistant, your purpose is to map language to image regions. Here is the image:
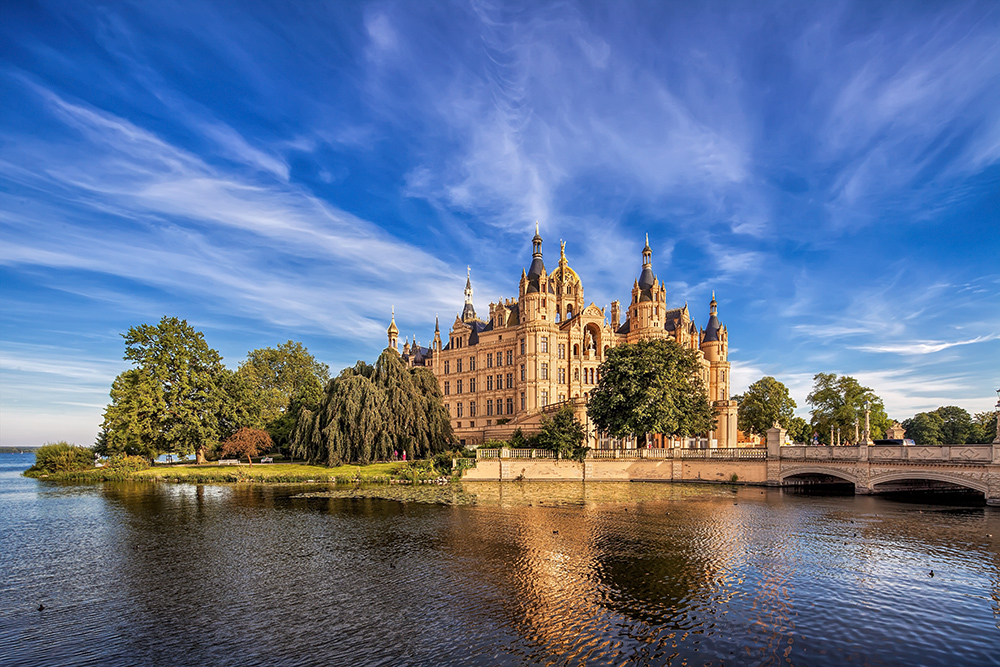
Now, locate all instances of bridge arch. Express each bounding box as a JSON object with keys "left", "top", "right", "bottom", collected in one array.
[
  {"left": 869, "top": 470, "right": 989, "bottom": 495},
  {"left": 780, "top": 467, "right": 858, "bottom": 485}
]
